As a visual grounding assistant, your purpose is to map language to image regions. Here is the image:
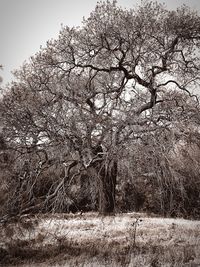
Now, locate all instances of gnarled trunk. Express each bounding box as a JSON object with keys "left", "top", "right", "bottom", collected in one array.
[{"left": 98, "top": 160, "right": 117, "bottom": 214}]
